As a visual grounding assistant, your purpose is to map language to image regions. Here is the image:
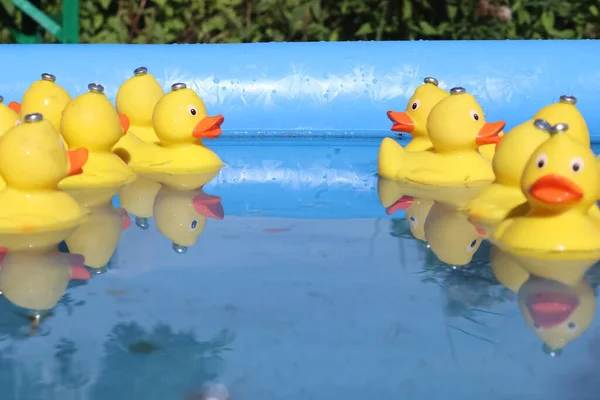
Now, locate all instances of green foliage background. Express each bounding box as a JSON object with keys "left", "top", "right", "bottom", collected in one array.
[{"left": 1, "top": 0, "right": 599, "bottom": 44}]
